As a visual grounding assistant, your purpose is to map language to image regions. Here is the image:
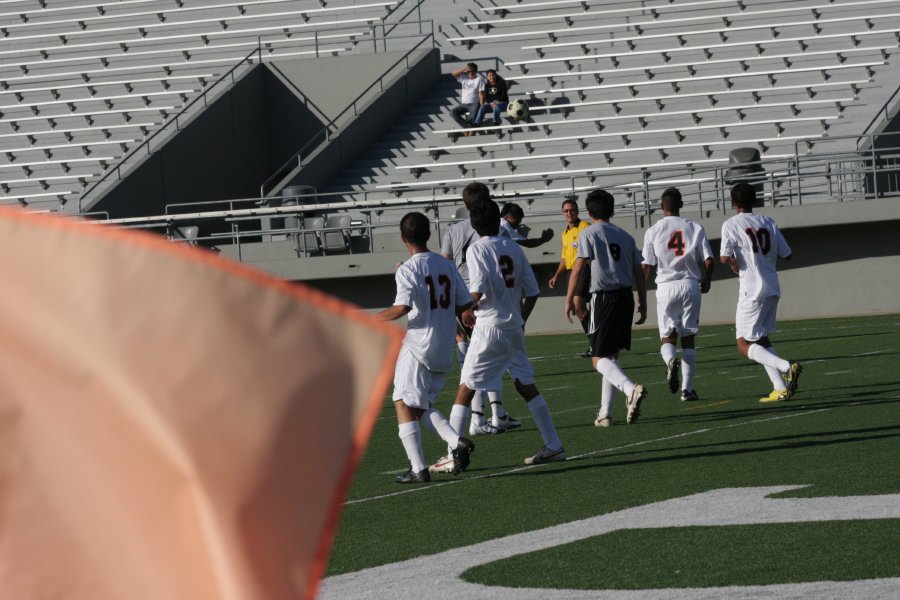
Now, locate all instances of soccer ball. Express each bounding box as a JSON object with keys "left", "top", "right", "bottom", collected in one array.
[{"left": 506, "top": 99, "right": 529, "bottom": 122}]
